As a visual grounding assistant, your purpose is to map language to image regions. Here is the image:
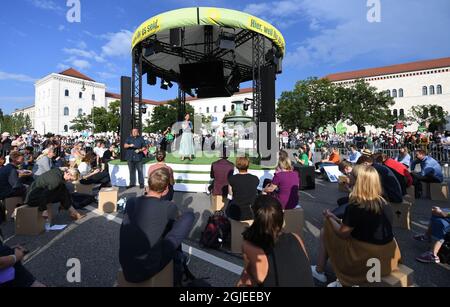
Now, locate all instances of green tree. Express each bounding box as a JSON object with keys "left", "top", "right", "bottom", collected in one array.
[
  {"left": 277, "top": 78, "right": 337, "bottom": 132},
  {"left": 337, "top": 80, "right": 395, "bottom": 132},
  {"left": 144, "top": 99, "right": 194, "bottom": 133},
  {"left": 409, "top": 105, "right": 448, "bottom": 133},
  {"left": 70, "top": 114, "right": 91, "bottom": 132}
]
